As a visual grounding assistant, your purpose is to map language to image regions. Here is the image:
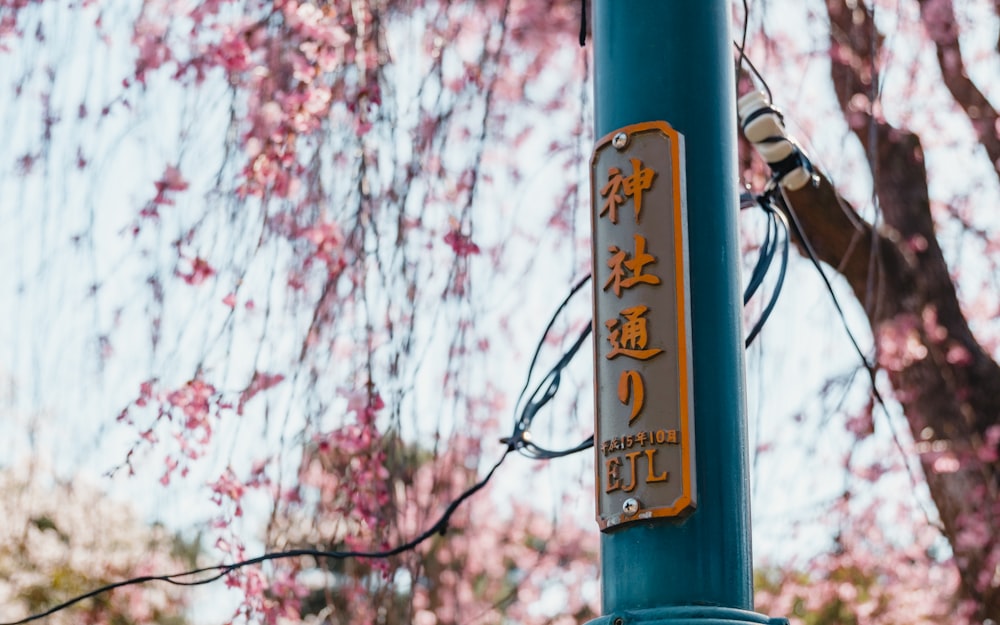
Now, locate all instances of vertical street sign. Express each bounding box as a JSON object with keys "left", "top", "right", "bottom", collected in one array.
[
  {"left": 591, "top": 122, "right": 696, "bottom": 530},
  {"left": 584, "top": 3, "right": 788, "bottom": 625}
]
